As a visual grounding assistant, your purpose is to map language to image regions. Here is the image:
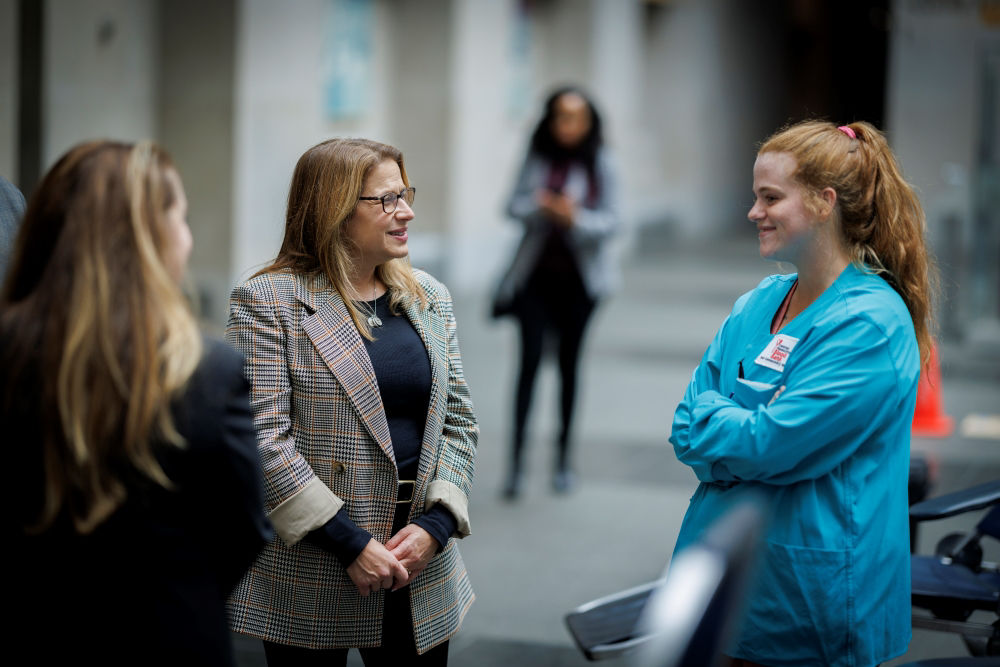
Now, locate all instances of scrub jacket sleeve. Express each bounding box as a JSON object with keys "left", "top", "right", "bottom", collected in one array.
[
  {"left": 670, "top": 312, "right": 734, "bottom": 483},
  {"left": 672, "top": 316, "right": 904, "bottom": 486}
]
